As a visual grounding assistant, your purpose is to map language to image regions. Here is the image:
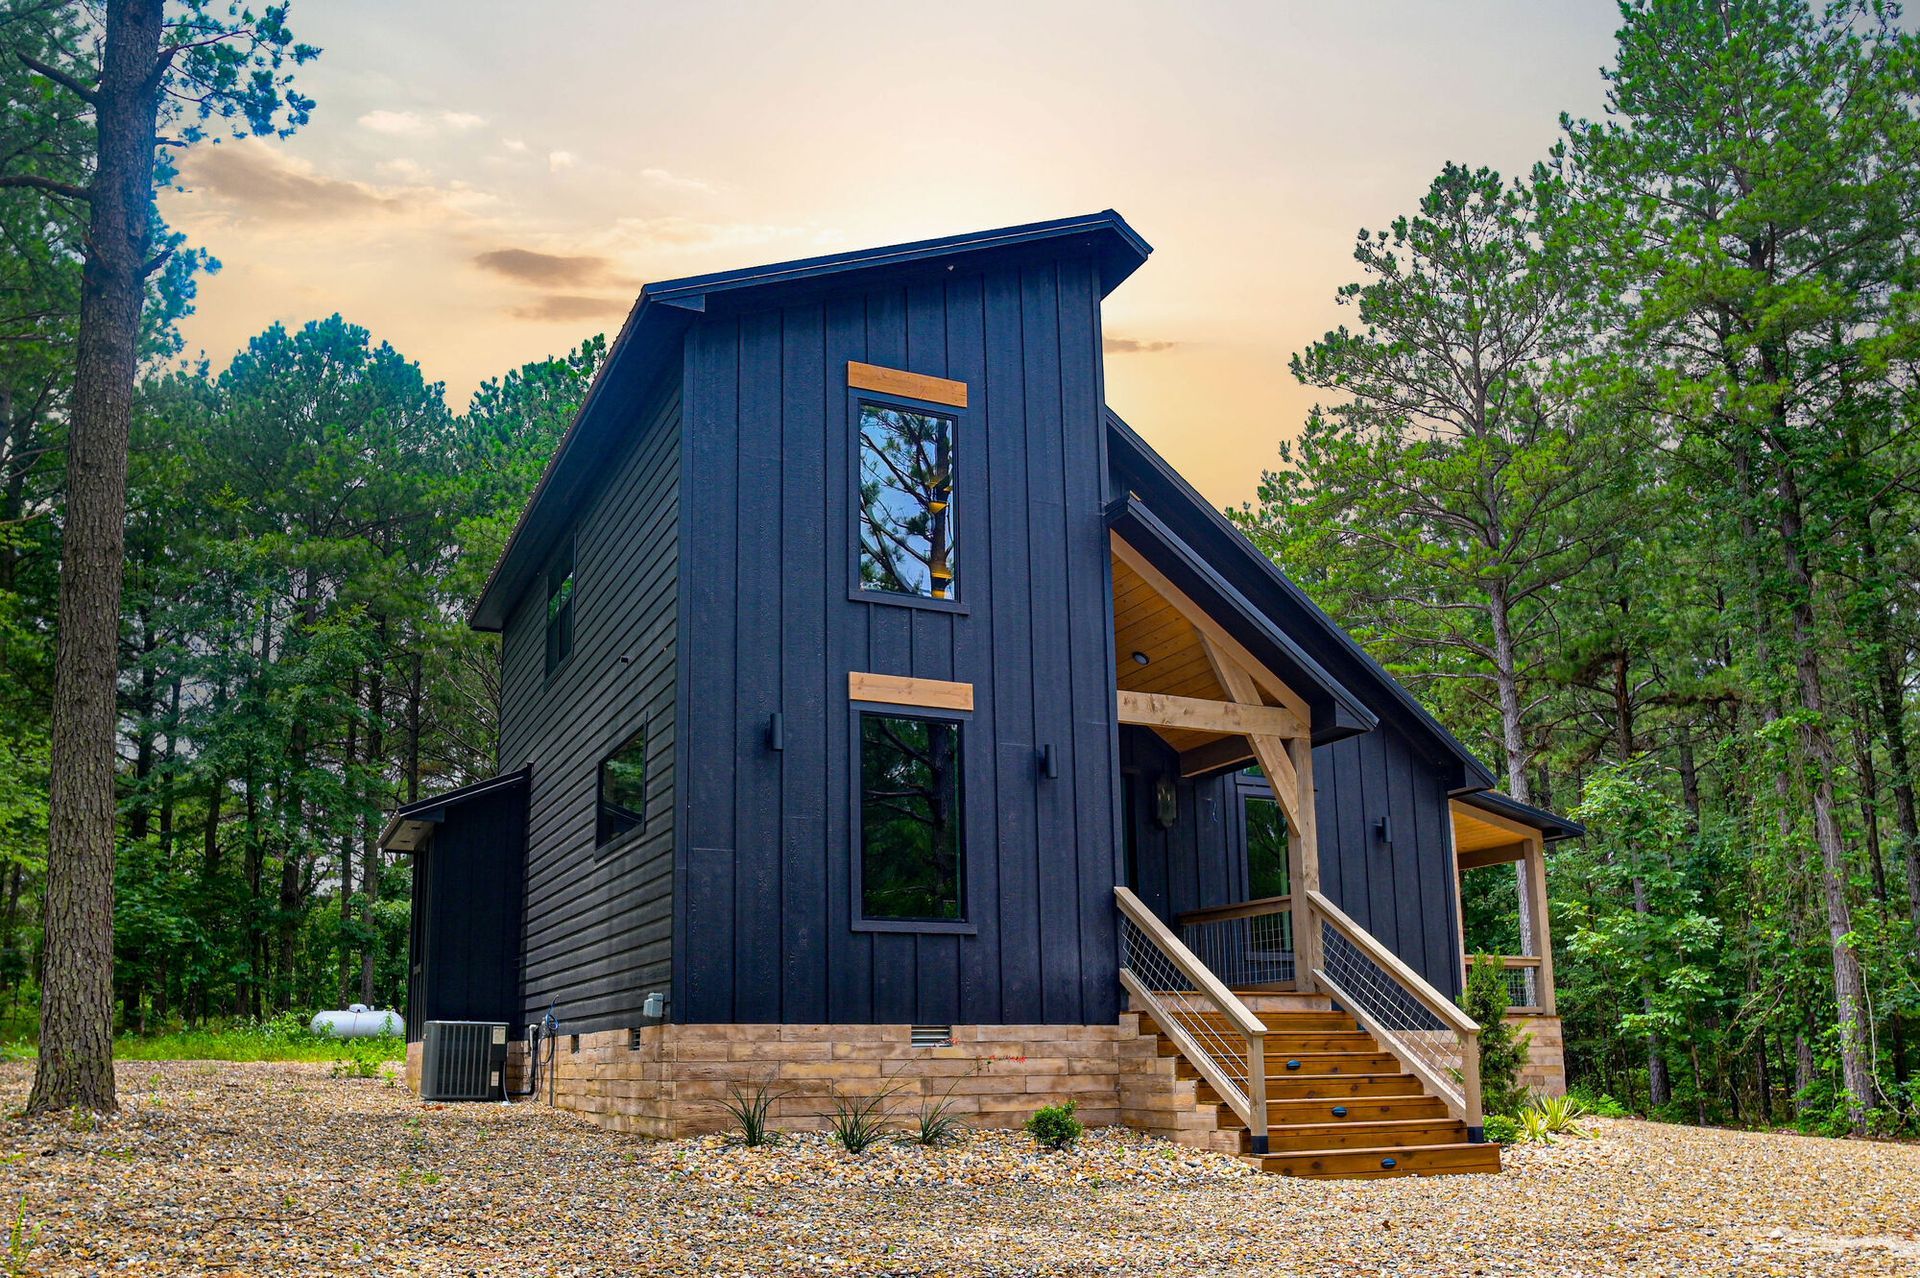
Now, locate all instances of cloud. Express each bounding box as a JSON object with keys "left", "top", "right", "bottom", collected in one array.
[
  {"left": 359, "top": 108, "right": 487, "bottom": 136},
  {"left": 502, "top": 137, "right": 528, "bottom": 153},
  {"left": 548, "top": 150, "right": 578, "bottom": 172},
  {"left": 376, "top": 157, "right": 429, "bottom": 182},
  {"left": 508, "top": 294, "right": 629, "bottom": 322},
  {"left": 179, "top": 142, "right": 414, "bottom": 220},
  {"left": 473, "top": 247, "right": 617, "bottom": 288},
  {"left": 640, "top": 166, "right": 715, "bottom": 194},
  {"left": 1104, "top": 335, "right": 1182, "bottom": 355}
]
